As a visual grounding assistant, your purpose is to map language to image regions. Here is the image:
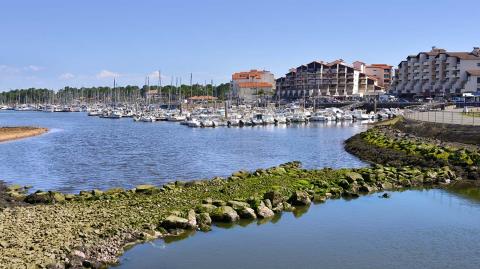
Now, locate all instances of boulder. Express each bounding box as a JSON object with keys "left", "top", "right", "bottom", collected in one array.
[
  {"left": 25, "top": 191, "right": 63, "bottom": 204},
  {"left": 64, "top": 194, "right": 75, "bottom": 201},
  {"left": 289, "top": 191, "right": 311, "bottom": 206},
  {"left": 195, "top": 204, "right": 217, "bottom": 214},
  {"left": 175, "top": 181, "right": 186, "bottom": 187},
  {"left": 7, "top": 191, "right": 25, "bottom": 202},
  {"left": 312, "top": 194, "right": 326, "bottom": 203},
  {"left": 197, "top": 213, "right": 212, "bottom": 232},
  {"left": 104, "top": 188, "right": 125, "bottom": 195},
  {"left": 196, "top": 213, "right": 212, "bottom": 226},
  {"left": 267, "top": 167, "right": 287, "bottom": 175},
  {"left": 210, "top": 206, "right": 240, "bottom": 223},
  {"left": 272, "top": 203, "right": 284, "bottom": 213},
  {"left": 359, "top": 185, "right": 376, "bottom": 193},
  {"left": 232, "top": 170, "right": 249, "bottom": 178},
  {"left": 264, "top": 191, "right": 284, "bottom": 207},
  {"left": 263, "top": 199, "right": 273, "bottom": 210},
  {"left": 91, "top": 189, "right": 103, "bottom": 196},
  {"left": 163, "top": 183, "right": 176, "bottom": 191},
  {"left": 135, "top": 184, "right": 157, "bottom": 194},
  {"left": 338, "top": 179, "right": 350, "bottom": 189},
  {"left": 187, "top": 209, "right": 197, "bottom": 228},
  {"left": 212, "top": 200, "right": 227, "bottom": 206},
  {"left": 282, "top": 202, "right": 295, "bottom": 212},
  {"left": 345, "top": 172, "right": 363, "bottom": 183},
  {"left": 161, "top": 215, "right": 196, "bottom": 230},
  {"left": 6, "top": 184, "right": 23, "bottom": 192},
  {"left": 50, "top": 192, "right": 65, "bottom": 203},
  {"left": 227, "top": 200, "right": 250, "bottom": 211},
  {"left": 425, "top": 171, "right": 438, "bottom": 180},
  {"left": 256, "top": 205, "right": 274, "bottom": 218},
  {"left": 380, "top": 182, "right": 394, "bottom": 190},
  {"left": 239, "top": 207, "right": 257, "bottom": 219},
  {"left": 79, "top": 190, "right": 93, "bottom": 198}
]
